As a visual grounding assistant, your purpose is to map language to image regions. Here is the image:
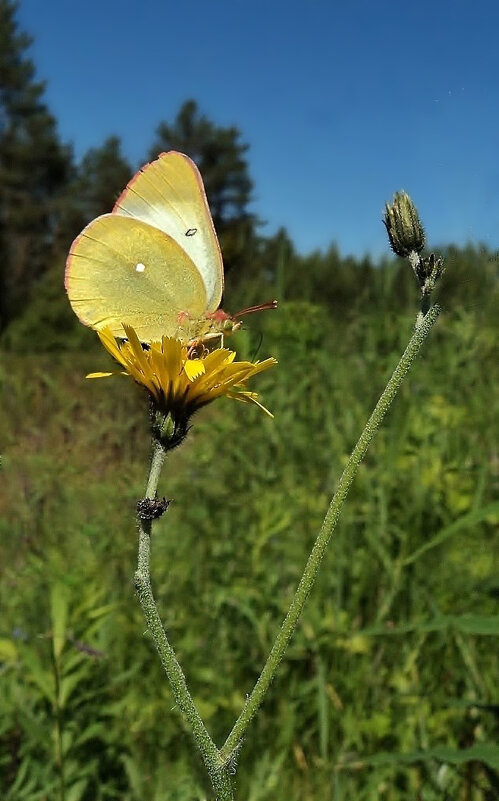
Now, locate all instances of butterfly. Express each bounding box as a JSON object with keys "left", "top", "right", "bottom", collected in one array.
[{"left": 66, "top": 151, "right": 229, "bottom": 344}]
